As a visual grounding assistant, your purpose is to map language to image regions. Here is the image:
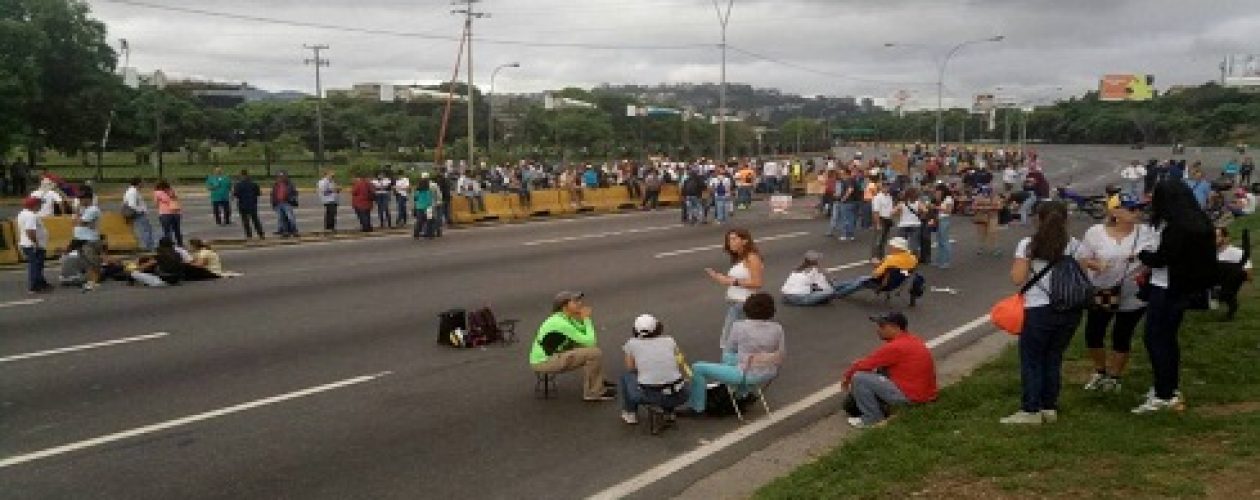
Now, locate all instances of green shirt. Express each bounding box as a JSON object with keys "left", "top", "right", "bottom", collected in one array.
[
  {"left": 529, "top": 312, "right": 597, "bottom": 365},
  {"left": 206, "top": 175, "right": 232, "bottom": 202}
]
